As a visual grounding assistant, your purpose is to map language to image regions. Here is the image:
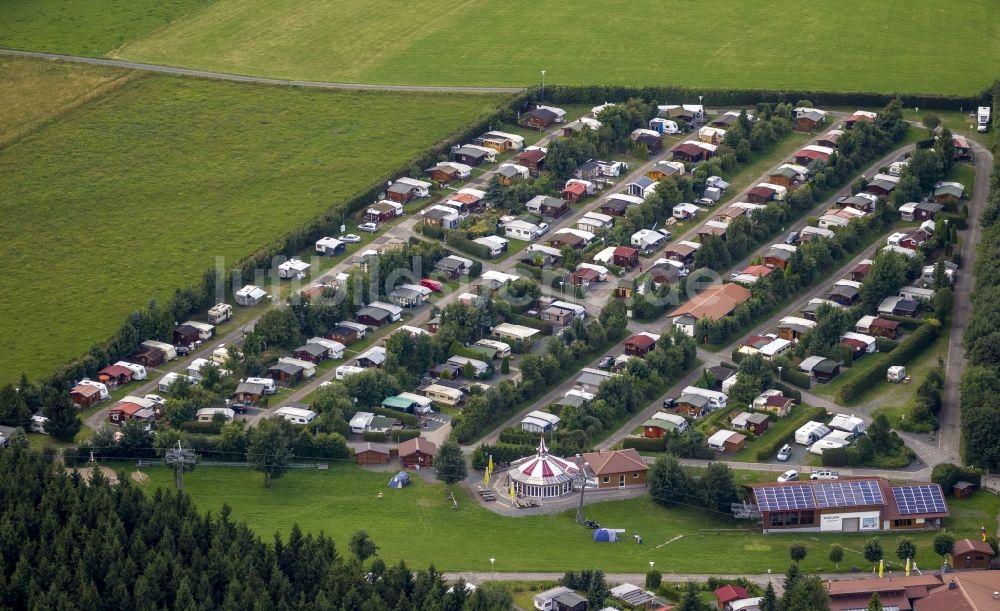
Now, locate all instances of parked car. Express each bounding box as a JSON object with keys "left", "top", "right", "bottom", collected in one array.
[
  {"left": 175, "top": 345, "right": 192, "bottom": 356},
  {"left": 358, "top": 222, "right": 379, "bottom": 233},
  {"left": 776, "top": 444, "right": 791, "bottom": 462},
  {"left": 339, "top": 234, "right": 361, "bottom": 244},
  {"left": 777, "top": 469, "right": 799, "bottom": 483},
  {"left": 656, "top": 229, "right": 673, "bottom": 241},
  {"left": 784, "top": 231, "right": 800, "bottom": 245},
  {"left": 144, "top": 394, "right": 166, "bottom": 406},
  {"left": 538, "top": 222, "right": 550, "bottom": 235},
  {"left": 230, "top": 402, "right": 249, "bottom": 414},
  {"left": 597, "top": 356, "right": 615, "bottom": 370},
  {"left": 810, "top": 470, "right": 840, "bottom": 480},
  {"left": 694, "top": 197, "right": 715, "bottom": 207},
  {"left": 662, "top": 397, "right": 678, "bottom": 409}
]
